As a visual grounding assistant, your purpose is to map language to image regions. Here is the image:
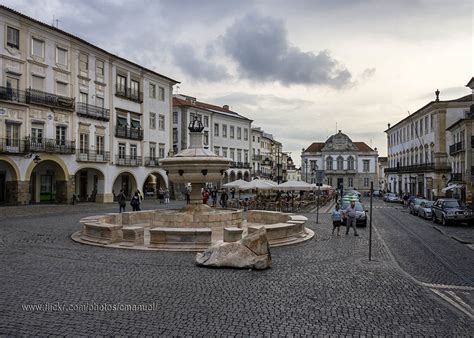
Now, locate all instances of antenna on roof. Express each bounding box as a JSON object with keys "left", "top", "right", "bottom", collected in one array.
[{"left": 52, "top": 15, "right": 60, "bottom": 28}]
